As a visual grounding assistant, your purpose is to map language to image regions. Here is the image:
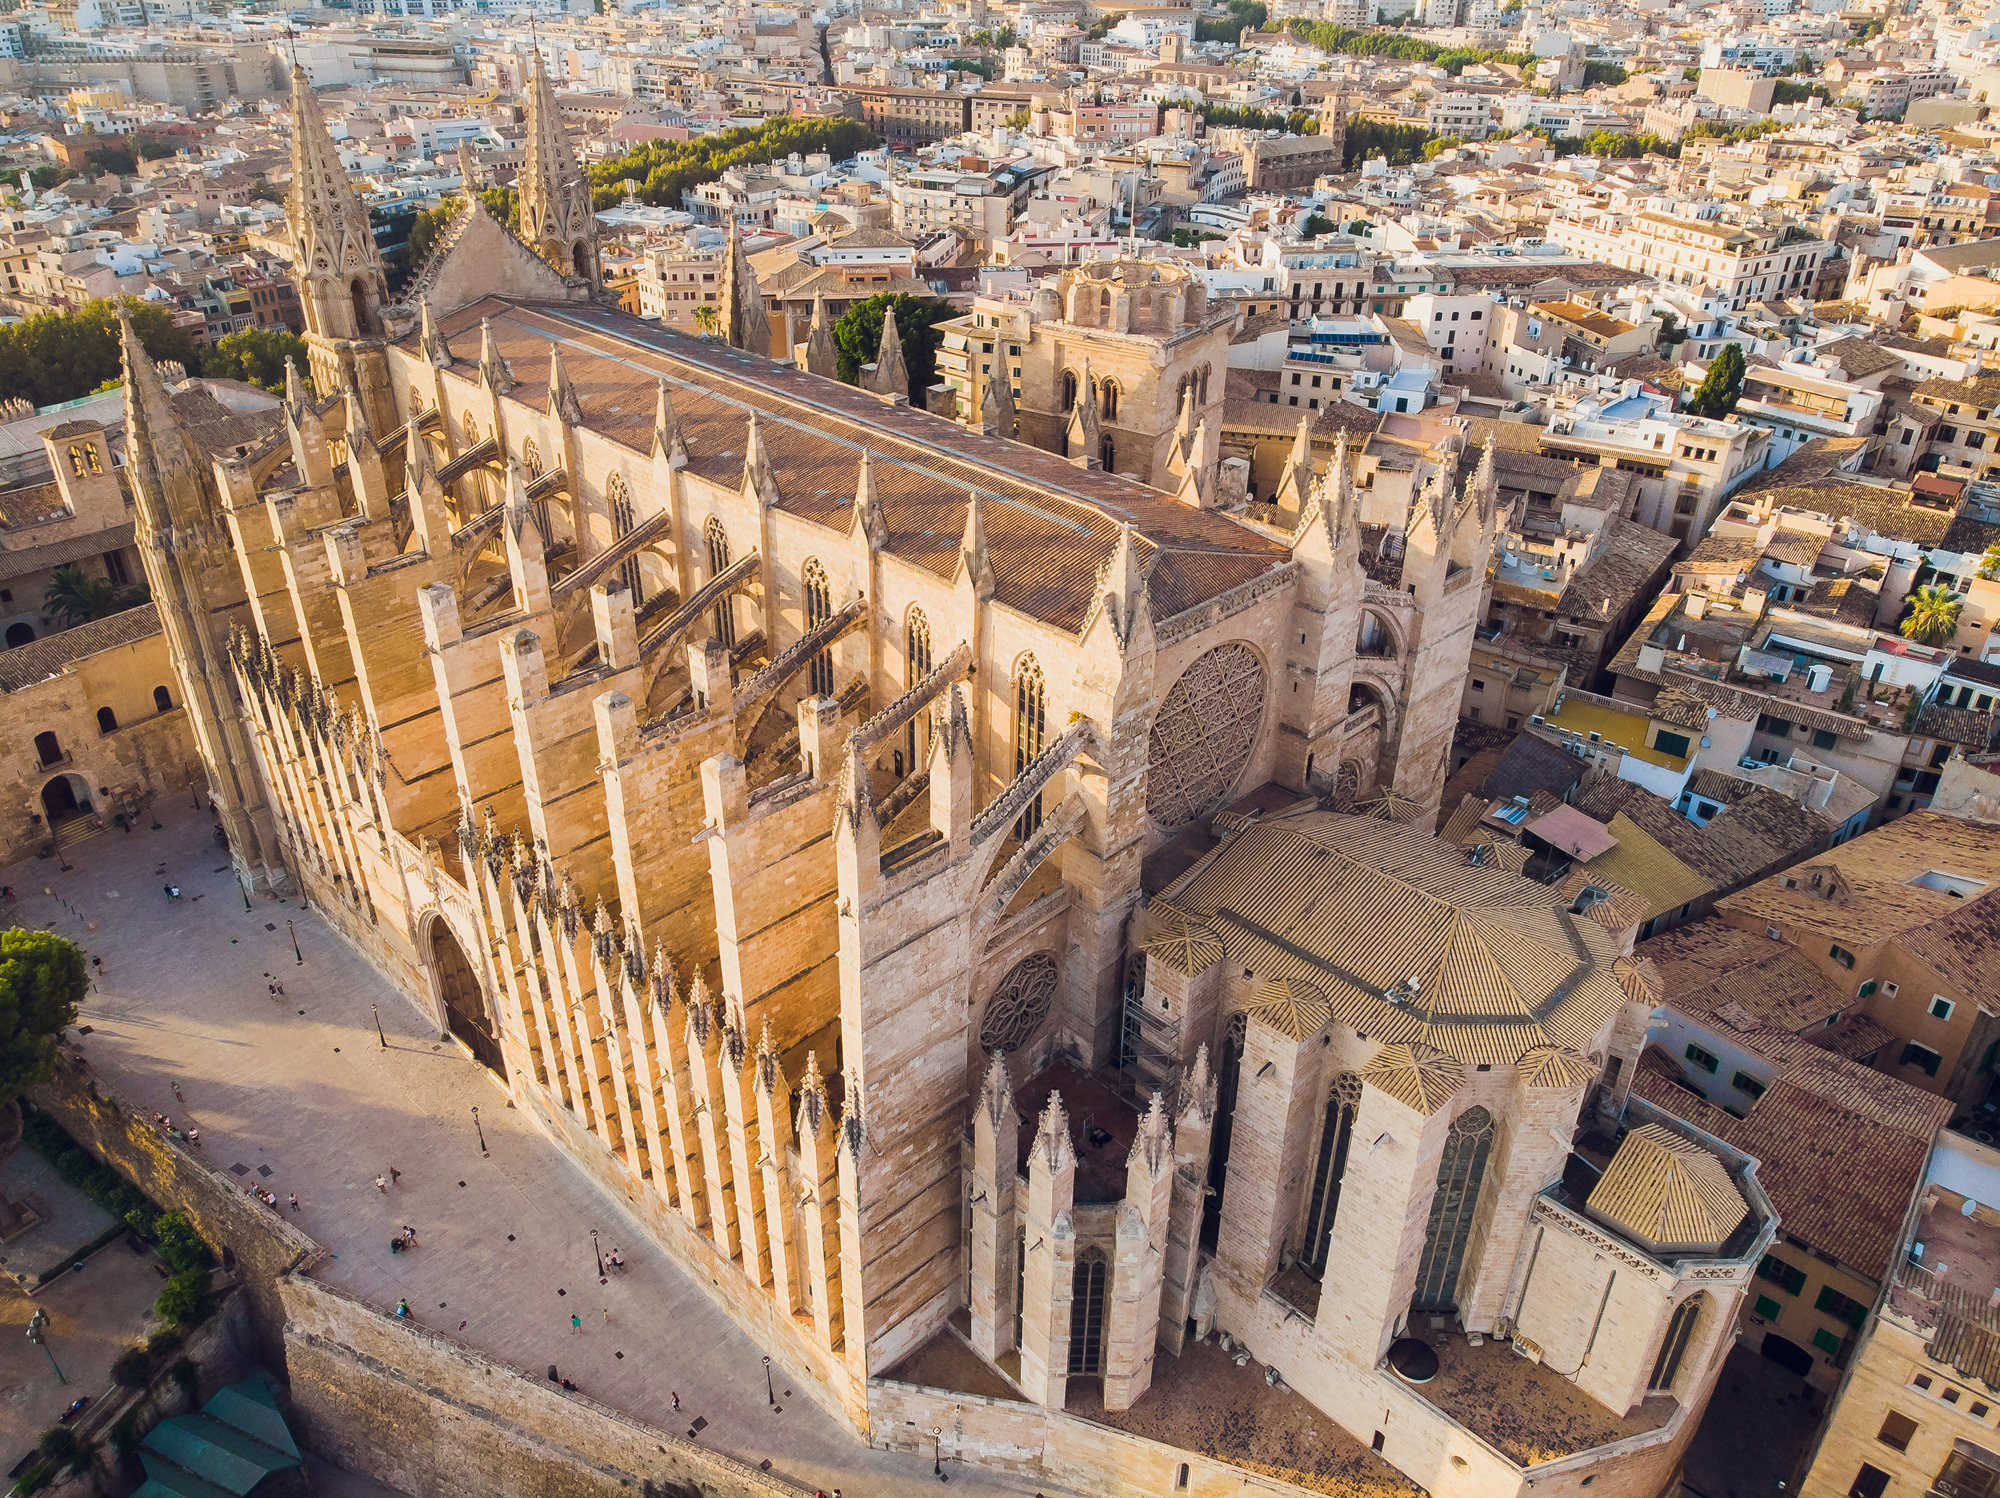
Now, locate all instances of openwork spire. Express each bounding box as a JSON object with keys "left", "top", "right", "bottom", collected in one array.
[
  {"left": 719, "top": 231, "right": 769, "bottom": 356},
  {"left": 286, "top": 65, "right": 387, "bottom": 342},
  {"left": 518, "top": 46, "right": 598, "bottom": 285}
]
